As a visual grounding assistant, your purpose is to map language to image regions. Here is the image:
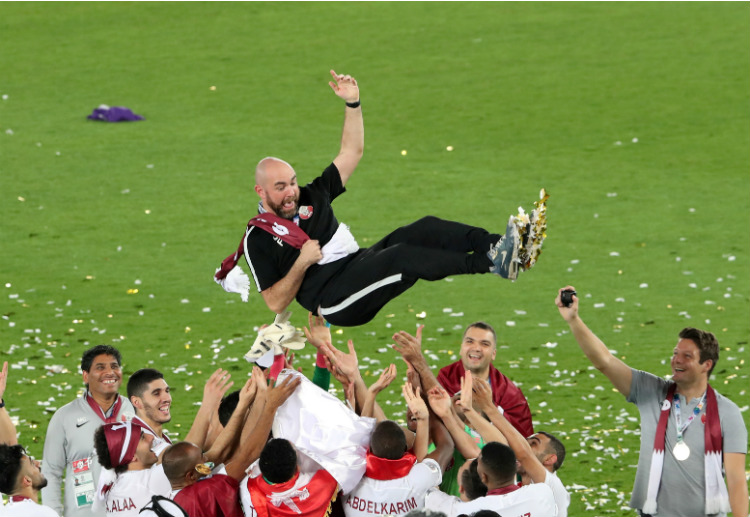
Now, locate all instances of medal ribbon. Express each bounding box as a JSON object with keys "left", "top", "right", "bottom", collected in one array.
[
  {"left": 85, "top": 392, "right": 123, "bottom": 424},
  {"left": 672, "top": 391, "right": 706, "bottom": 442}
]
